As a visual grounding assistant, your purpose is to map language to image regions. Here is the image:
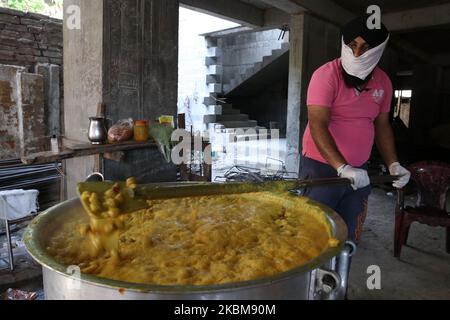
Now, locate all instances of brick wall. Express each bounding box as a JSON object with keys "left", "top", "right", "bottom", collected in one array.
[
  {"left": 0, "top": 8, "right": 62, "bottom": 160},
  {"left": 0, "top": 7, "right": 62, "bottom": 70}
]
